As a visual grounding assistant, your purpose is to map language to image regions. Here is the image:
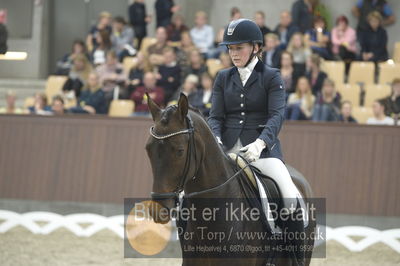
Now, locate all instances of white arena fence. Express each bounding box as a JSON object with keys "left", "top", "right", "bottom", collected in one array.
[{"left": 0, "top": 210, "right": 399, "bottom": 253}]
